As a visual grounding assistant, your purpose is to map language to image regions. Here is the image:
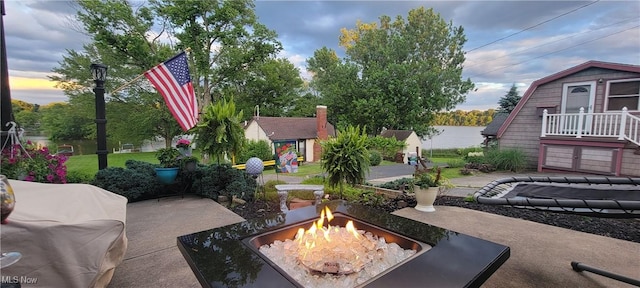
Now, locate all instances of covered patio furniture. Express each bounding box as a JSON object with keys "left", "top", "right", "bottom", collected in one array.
[{"left": 0, "top": 180, "right": 128, "bottom": 287}]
